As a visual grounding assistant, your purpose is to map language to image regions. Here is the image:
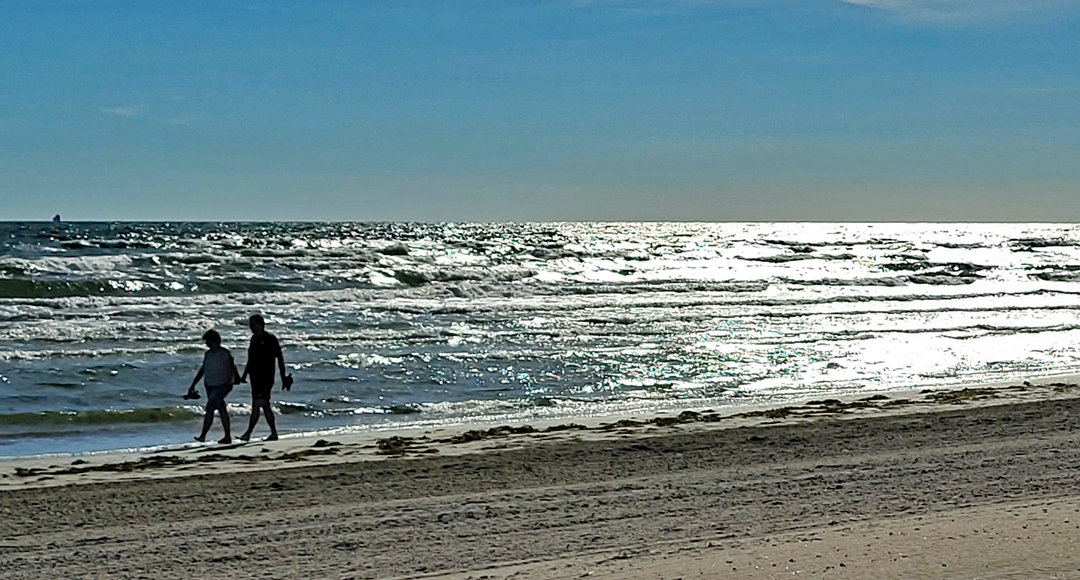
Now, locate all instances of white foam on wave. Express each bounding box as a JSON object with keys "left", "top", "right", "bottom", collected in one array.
[
  {"left": 1, "top": 254, "right": 135, "bottom": 275},
  {"left": 6, "top": 222, "right": 1080, "bottom": 456}
]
